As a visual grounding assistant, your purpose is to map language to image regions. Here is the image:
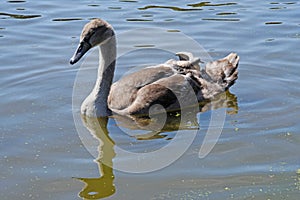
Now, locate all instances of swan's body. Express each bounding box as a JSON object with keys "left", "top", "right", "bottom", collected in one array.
[{"left": 70, "top": 19, "right": 239, "bottom": 117}]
